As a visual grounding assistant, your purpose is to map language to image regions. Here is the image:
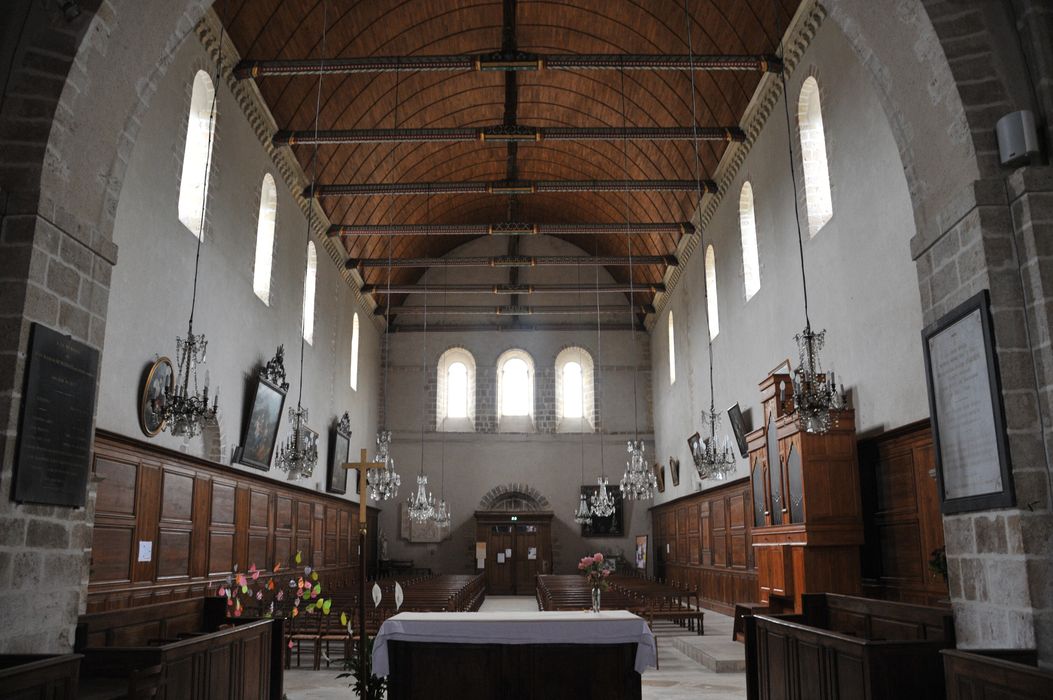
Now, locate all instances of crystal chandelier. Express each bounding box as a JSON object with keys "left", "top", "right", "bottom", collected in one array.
[
  {"left": 791, "top": 326, "right": 845, "bottom": 434},
  {"left": 161, "top": 34, "right": 222, "bottom": 440},
  {"left": 432, "top": 498, "right": 451, "bottom": 527},
  {"left": 621, "top": 440, "right": 657, "bottom": 500},
  {"left": 276, "top": 406, "right": 318, "bottom": 478},
  {"left": 162, "top": 323, "right": 218, "bottom": 438},
  {"left": 776, "top": 58, "right": 847, "bottom": 434},
  {"left": 574, "top": 492, "right": 593, "bottom": 525},
  {"left": 407, "top": 474, "right": 435, "bottom": 523},
  {"left": 691, "top": 410, "right": 735, "bottom": 480},
  {"left": 368, "top": 430, "right": 400, "bottom": 500},
  {"left": 590, "top": 476, "right": 616, "bottom": 518}
]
